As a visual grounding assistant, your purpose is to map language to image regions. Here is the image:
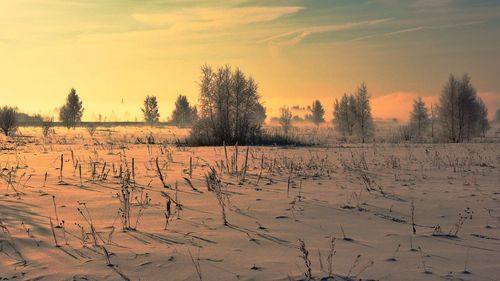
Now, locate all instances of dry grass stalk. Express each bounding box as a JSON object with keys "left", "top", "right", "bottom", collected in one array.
[
  {"left": 117, "top": 171, "right": 132, "bottom": 230},
  {"left": 49, "top": 218, "right": 59, "bottom": 247},
  {"left": 240, "top": 146, "right": 249, "bottom": 184},
  {"left": 340, "top": 224, "right": 352, "bottom": 241},
  {"left": 346, "top": 254, "right": 361, "bottom": 278},
  {"left": 223, "top": 141, "right": 229, "bottom": 174},
  {"left": 79, "top": 164, "right": 83, "bottom": 187},
  {"left": 77, "top": 202, "right": 106, "bottom": 246},
  {"left": 58, "top": 154, "right": 64, "bottom": 183},
  {"left": 129, "top": 158, "right": 135, "bottom": 183},
  {"left": 257, "top": 153, "right": 264, "bottom": 184},
  {"left": 418, "top": 246, "right": 431, "bottom": 274},
  {"left": 298, "top": 238, "right": 313, "bottom": 280},
  {"left": 411, "top": 200, "right": 416, "bottom": 235},
  {"left": 189, "top": 156, "right": 193, "bottom": 178},
  {"left": 52, "top": 195, "right": 60, "bottom": 227},
  {"left": 463, "top": 247, "right": 471, "bottom": 274},
  {"left": 164, "top": 198, "right": 172, "bottom": 230},
  {"left": 155, "top": 157, "right": 168, "bottom": 188},
  {"left": 326, "top": 237, "right": 336, "bottom": 277},
  {"left": 205, "top": 167, "right": 228, "bottom": 225},
  {"left": 189, "top": 249, "right": 203, "bottom": 281}
]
